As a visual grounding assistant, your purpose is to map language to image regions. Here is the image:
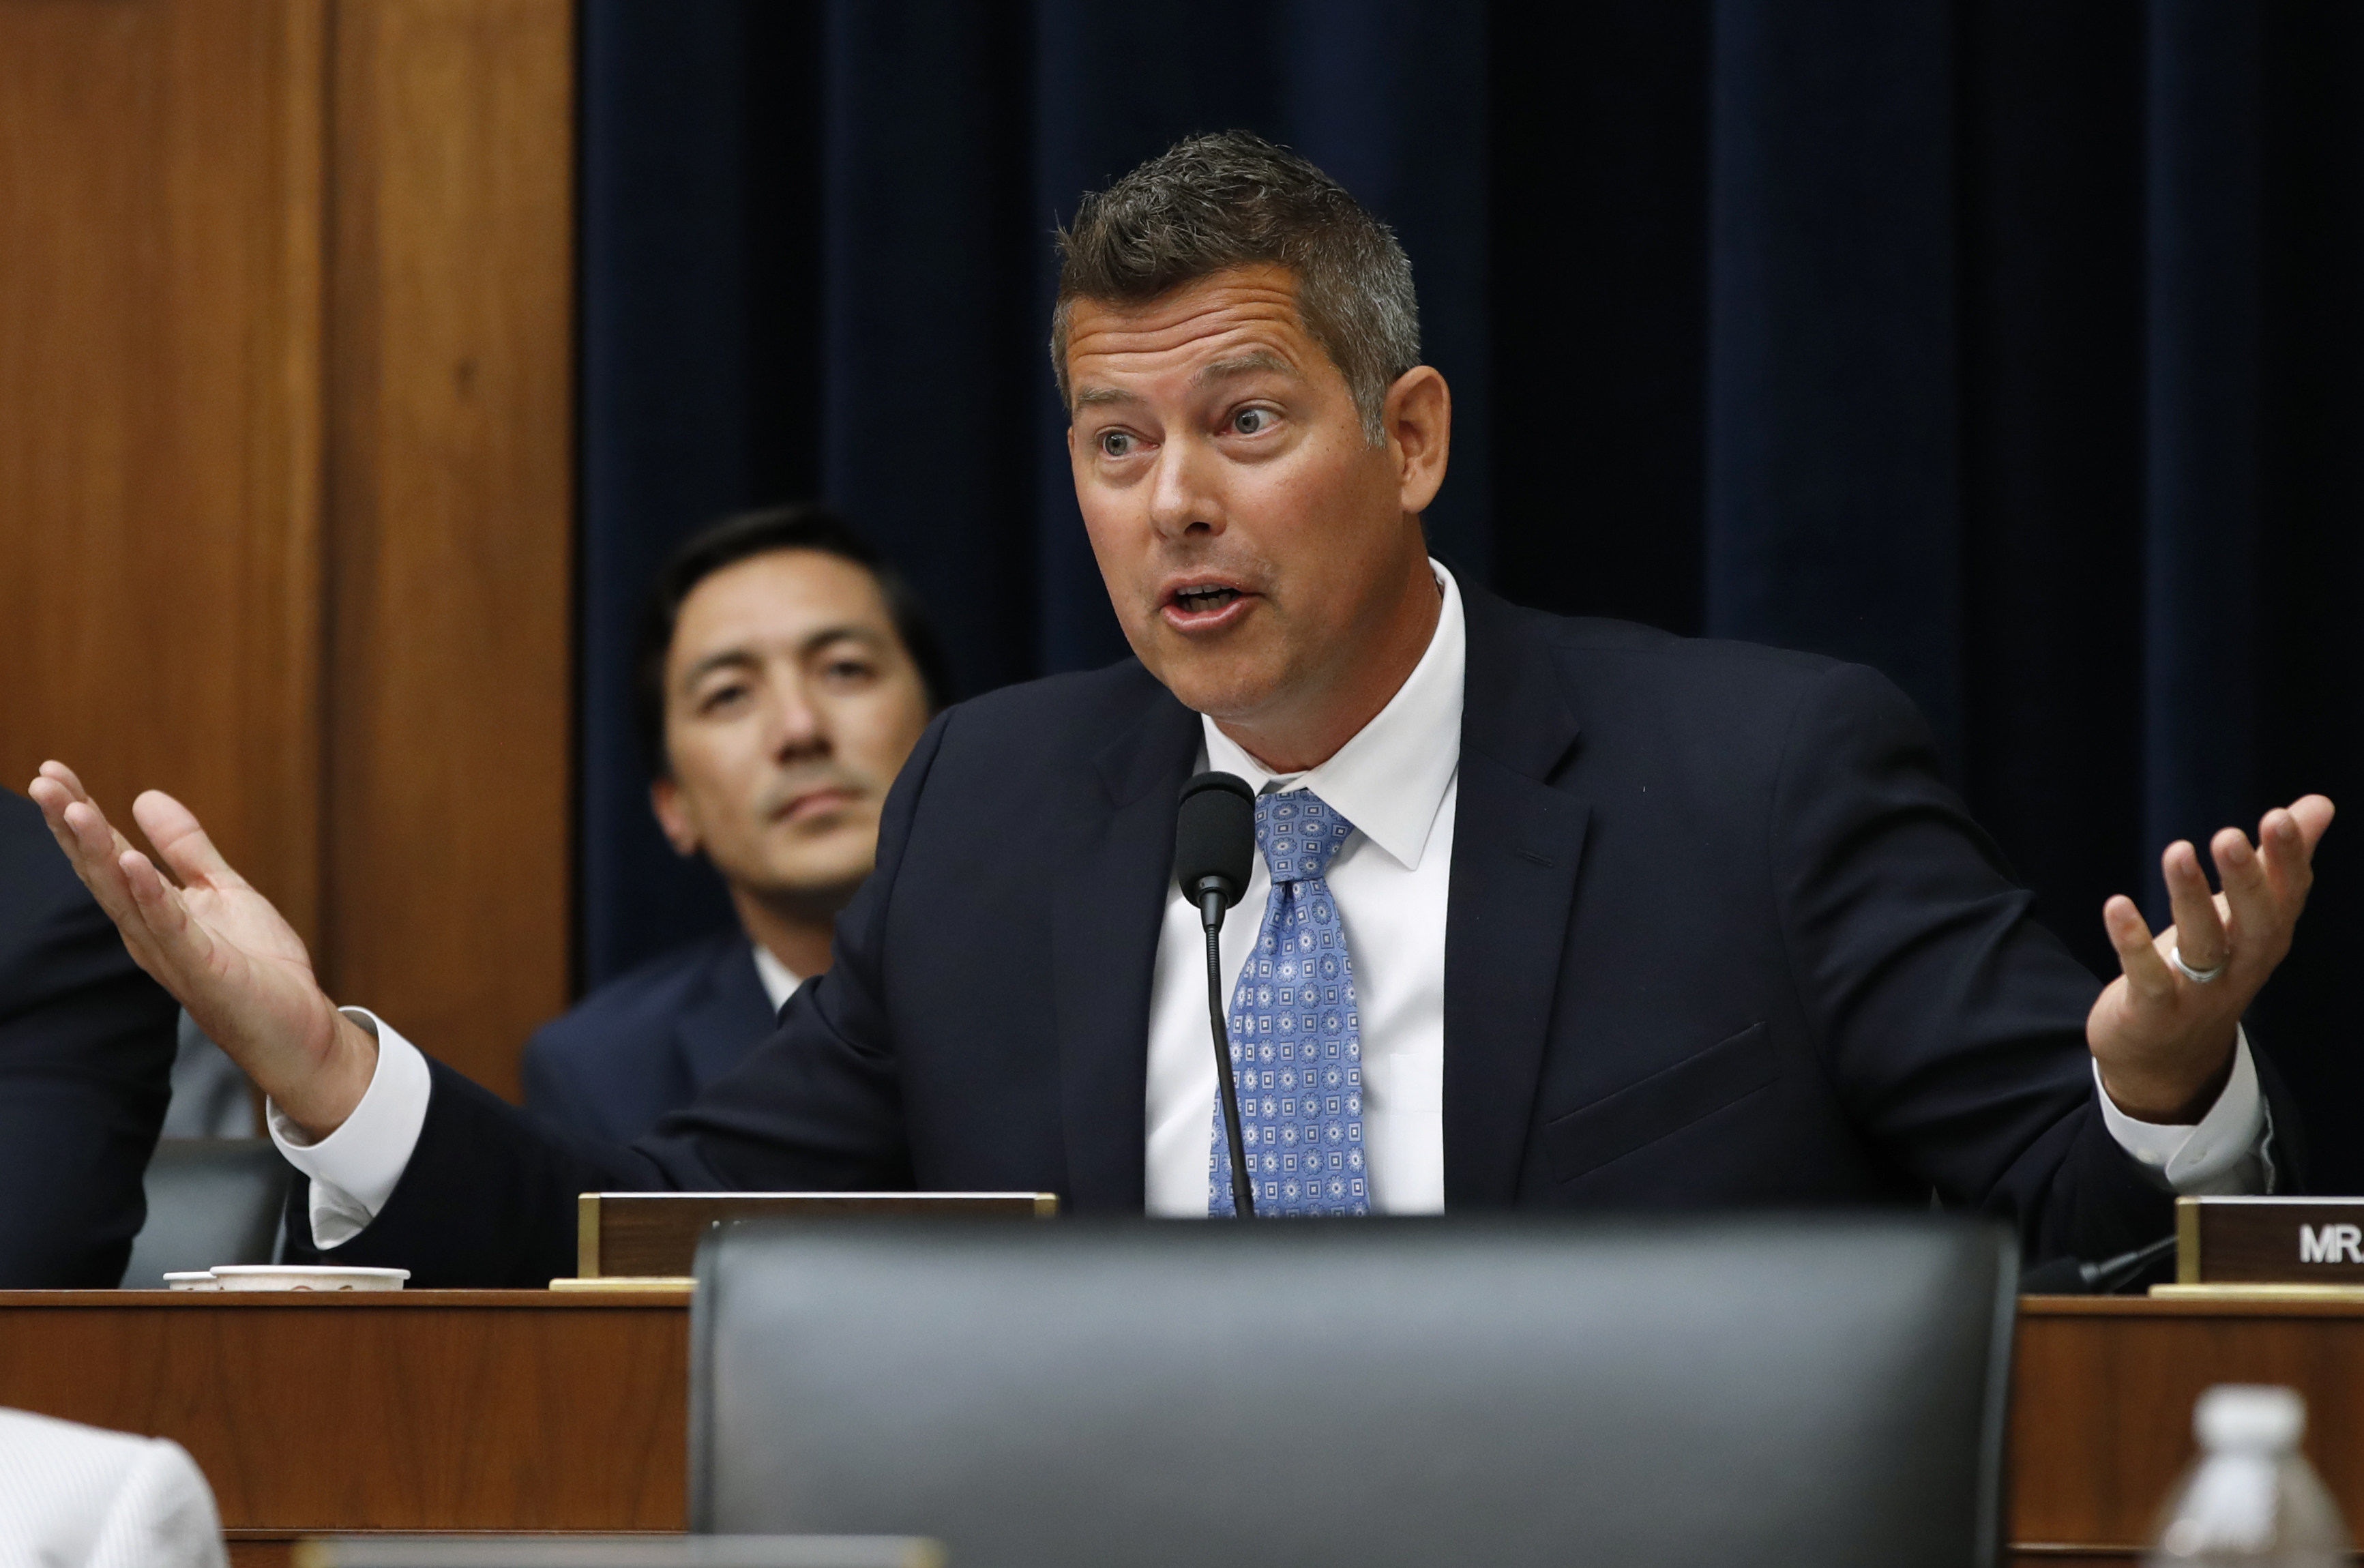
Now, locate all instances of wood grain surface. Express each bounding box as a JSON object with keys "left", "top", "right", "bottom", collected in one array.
[
  {"left": 0, "top": 0, "right": 329, "bottom": 936},
  {"left": 0, "top": 0, "right": 574, "bottom": 1101},
  {"left": 321, "top": 0, "right": 574, "bottom": 1099},
  {"left": 0, "top": 1291, "right": 686, "bottom": 1547},
  {"left": 2013, "top": 1296, "right": 2364, "bottom": 1555}
]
